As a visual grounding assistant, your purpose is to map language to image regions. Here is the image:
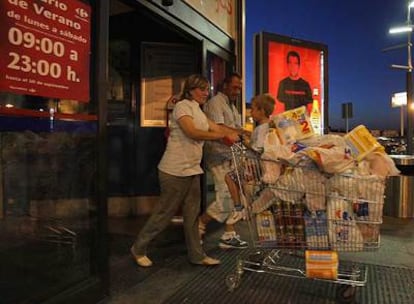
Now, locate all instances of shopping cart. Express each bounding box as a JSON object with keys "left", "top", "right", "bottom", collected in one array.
[{"left": 226, "top": 143, "right": 386, "bottom": 303}]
